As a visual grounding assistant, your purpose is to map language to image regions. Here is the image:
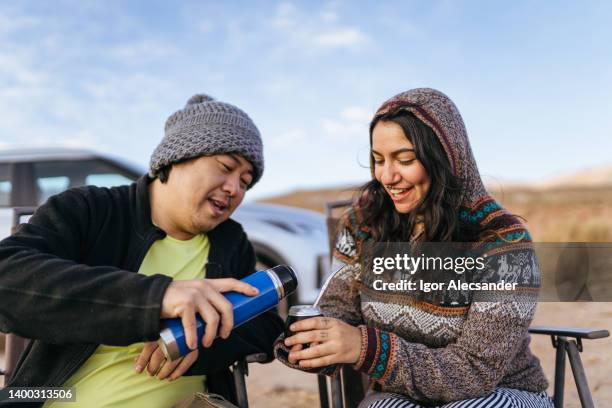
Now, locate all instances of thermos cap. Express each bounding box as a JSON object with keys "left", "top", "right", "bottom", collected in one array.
[{"left": 268, "top": 265, "right": 298, "bottom": 299}]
